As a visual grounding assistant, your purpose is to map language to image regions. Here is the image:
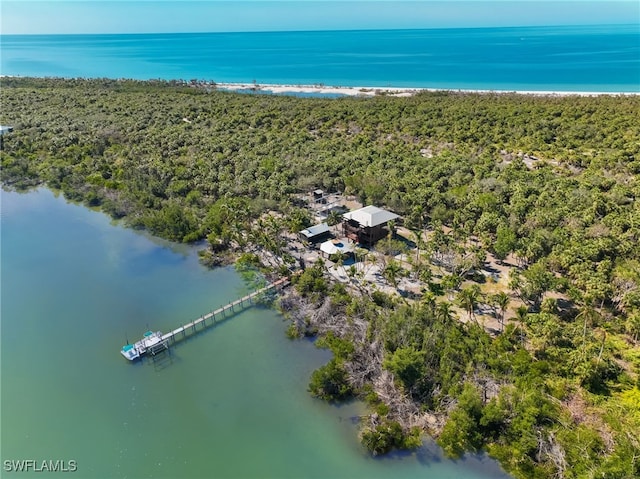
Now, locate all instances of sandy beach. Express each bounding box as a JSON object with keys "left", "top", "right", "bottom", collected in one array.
[
  {"left": 216, "top": 82, "right": 421, "bottom": 97},
  {"left": 214, "top": 81, "right": 639, "bottom": 98},
  {"left": 2, "top": 75, "right": 636, "bottom": 97}
]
